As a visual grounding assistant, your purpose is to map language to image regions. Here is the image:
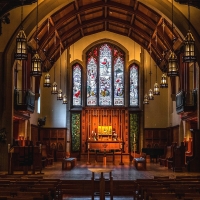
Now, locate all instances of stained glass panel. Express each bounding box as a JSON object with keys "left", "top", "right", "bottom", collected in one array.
[
  {"left": 129, "top": 113, "right": 139, "bottom": 152},
  {"left": 114, "top": 56, "right": 124, "bottom": 105},
  {"left": 87, "top": 56, "right": 97, "bottom": 105},
  {"left": 73, "top": 64, "right": 81, "bottom": 106},
  {"left": 71, "top": 113, "right": 81, "bottom": 152},
  {"left": 99, "top": 44, "right": 112, "bottom": 105},
  {"left": 130, "top": 64, "right": 139, "bottom": 106}
]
